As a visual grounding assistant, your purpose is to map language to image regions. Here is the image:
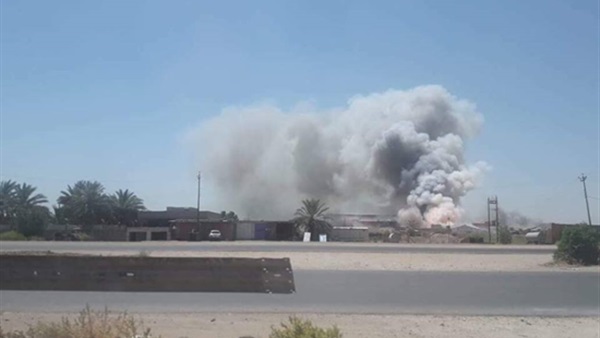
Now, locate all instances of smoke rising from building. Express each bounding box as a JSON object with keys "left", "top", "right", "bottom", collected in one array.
[{"left": 190, "top": 85, "right": 487, "bottom": 226}]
